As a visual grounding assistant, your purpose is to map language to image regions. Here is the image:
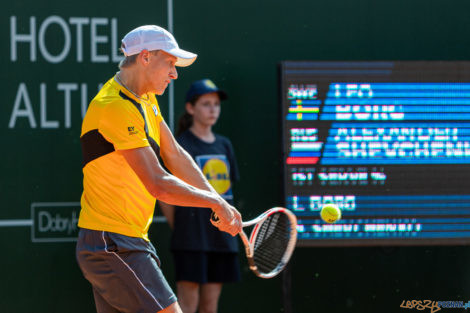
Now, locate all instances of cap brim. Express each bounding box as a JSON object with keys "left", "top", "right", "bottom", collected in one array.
[{"left": 164, "top": 48, "right": 197, "bottom": 67}]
